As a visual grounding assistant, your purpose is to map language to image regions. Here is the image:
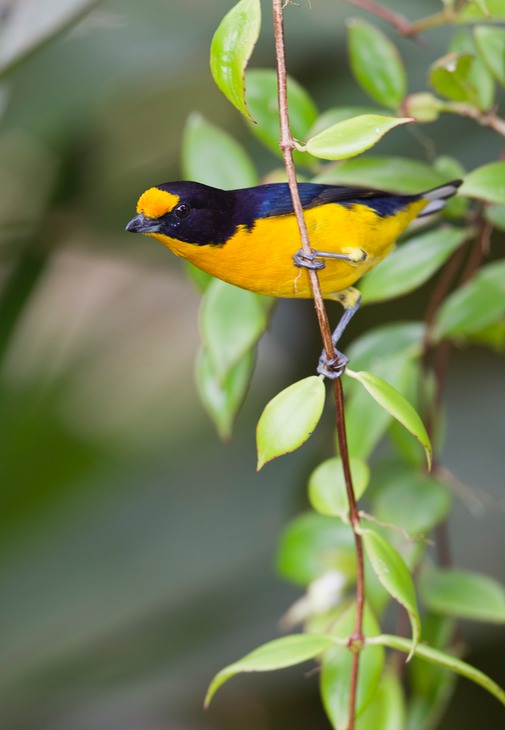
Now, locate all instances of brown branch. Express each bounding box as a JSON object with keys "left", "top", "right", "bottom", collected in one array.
[
  {"left": 272, "top": 3, "right": 364, "bottom": 728},
  {"left": 342, "top": 0, "right": 417, "bottom": 37}
]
